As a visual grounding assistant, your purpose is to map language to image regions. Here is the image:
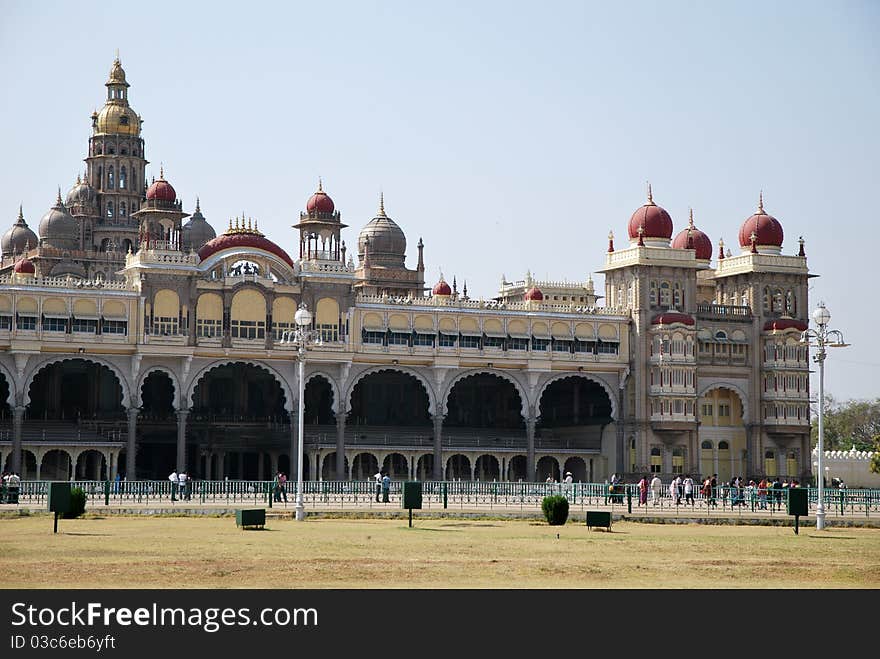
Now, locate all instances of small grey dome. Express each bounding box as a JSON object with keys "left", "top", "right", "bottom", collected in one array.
[
  {"left": 65, "top": 177, "right": 98, "bottom": 209},
  {"left": 1, "top": 206, "right": 38, "bottom": 257},
  {"left": 357, "top": 195, "right": 406, "bottom": 268},
  {"left": 181, "top": 199, "right": 216, "bottom": 251},
  {"left": 49, "top": 260, "right": 87, "bottom": 279},
  {"left": 38, "top": 191, "right": 79, "bottom": 251}
]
